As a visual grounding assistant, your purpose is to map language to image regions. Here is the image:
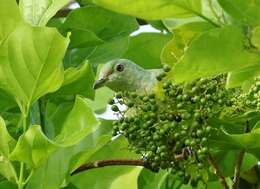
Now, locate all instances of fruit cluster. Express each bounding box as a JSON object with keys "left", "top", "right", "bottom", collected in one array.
[{"left": 109, "top": 68, "right": 258, "bottom": 185}]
